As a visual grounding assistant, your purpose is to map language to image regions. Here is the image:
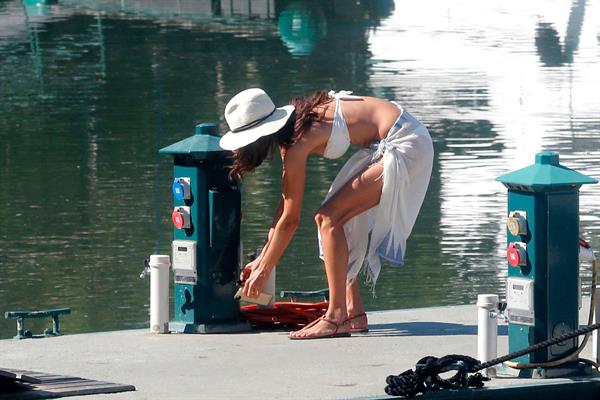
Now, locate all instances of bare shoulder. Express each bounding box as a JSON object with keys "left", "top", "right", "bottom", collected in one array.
[
  {"left": 357, "top": 95, "right": 397, "bottom": 110},
  {"left": 283, "top": 120, "right": 331, "bottom": 158},
  {"left": 279, "top": 139, "right": 310, "bottom": 165}
]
